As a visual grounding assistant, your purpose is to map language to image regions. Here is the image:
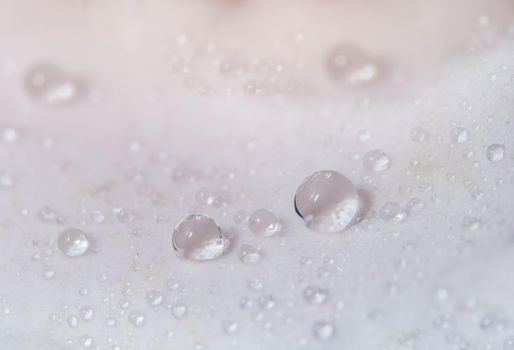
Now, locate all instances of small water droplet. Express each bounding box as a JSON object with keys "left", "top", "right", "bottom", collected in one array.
[
  {"left": 294, "top": 170, "right": 359, "bottom": 233},
  {"left": 312, "top": 321, "right": 335, "bottom": 341},
  {"left": 79, "top": 306, "right": 95, "bottom": 321},
  {"left": 24, "top": 62, "right": 82, "bottom": 105},
  {"left": 486, "top": 144, "right": 505, "bottom": 162},
  {"left": 363, "top": 150, "right": 391, "bottom": 172},
  {"left": 222, "top": 320, "right": 239, "bottom": 335},
  {"left": 171, "top": 304, "right": 187, "bottom": 319},
  {"left": 248, "top": 209, "right": 282, "bottom": 237},
  {"left": 303, "top": 286, "right": 329, "bottom": 305},
  {"left": 172, "top": 215, "right": 224, "bottom": 261},
  {"left": 80, "top": 335, "right": 94, "bottom": 348},
  {"left": 57, "top": 228, "right": 89, "bottom": 257},
  {"left": 238, "top": 244, "right": 262, "bottom": 265},
  {"left": 504, "top": 336, "right": 514, "bottom": 350},
  {"left": 325, "top": 44, "right": 383, "bottom": 85},
  {"left": 0, "top": 172, "right": 14, "bottom": 189},
  {"left": 451, "top": 127, "right": 469, "bottom": 143},
  {"left": 379, "top": 202, "right": 407, "bottom": 223},
  {"left": 128, "top": 310, "right": 145, "bottom": 327},
  {"left": 146, "top": 290, "right": 163, "bottom": 307}
]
